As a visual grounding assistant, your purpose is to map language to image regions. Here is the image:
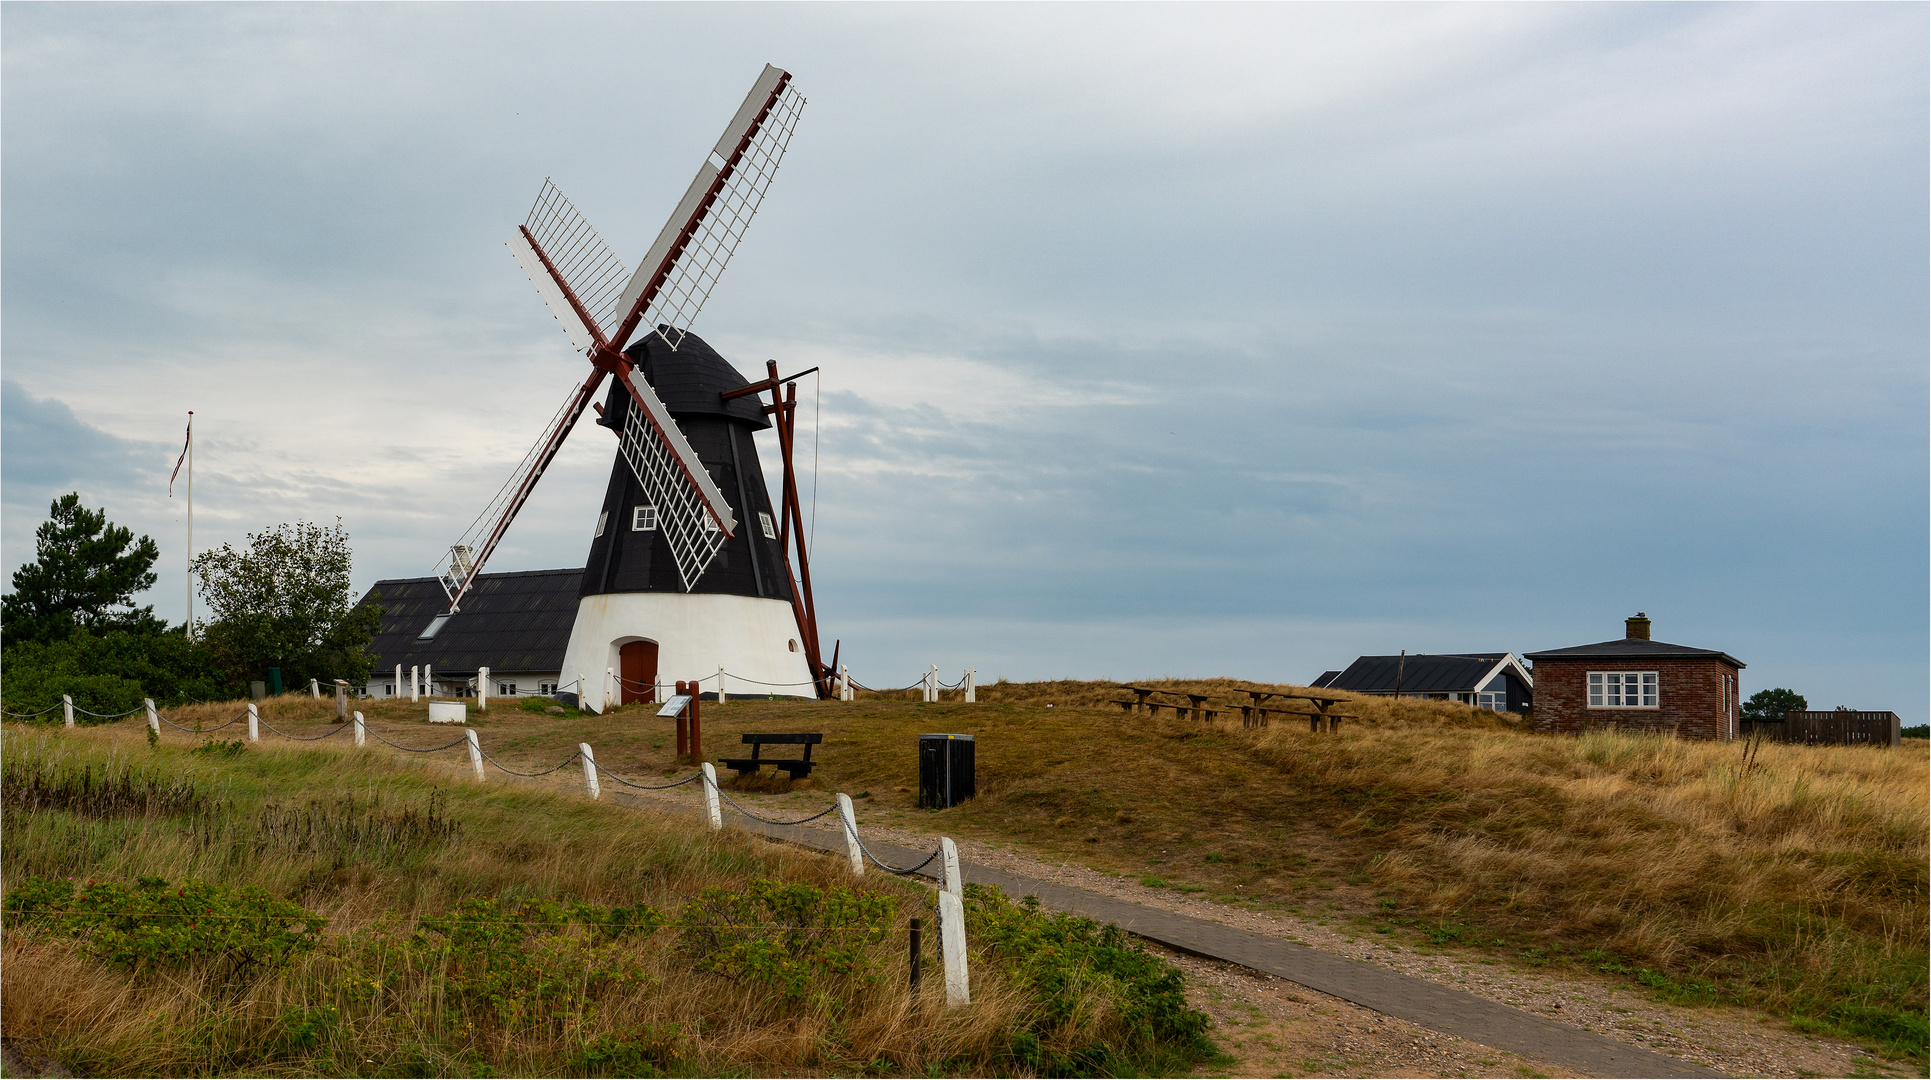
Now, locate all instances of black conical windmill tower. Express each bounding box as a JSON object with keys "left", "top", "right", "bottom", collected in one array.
[{"left": 430, "top": 65, "right": 828, "bottom": 711}]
